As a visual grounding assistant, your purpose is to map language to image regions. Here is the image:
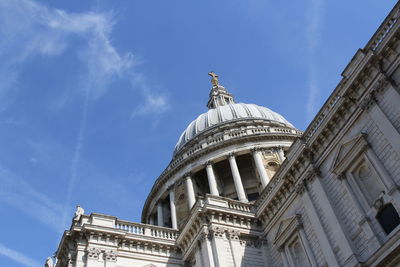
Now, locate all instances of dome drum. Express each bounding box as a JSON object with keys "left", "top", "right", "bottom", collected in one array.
[
  {"left": 142, "top": 141, "right": 295, "bottom": 226},
  {"left": 141, "top": 78, "right": 301, "bottom": 228}
]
